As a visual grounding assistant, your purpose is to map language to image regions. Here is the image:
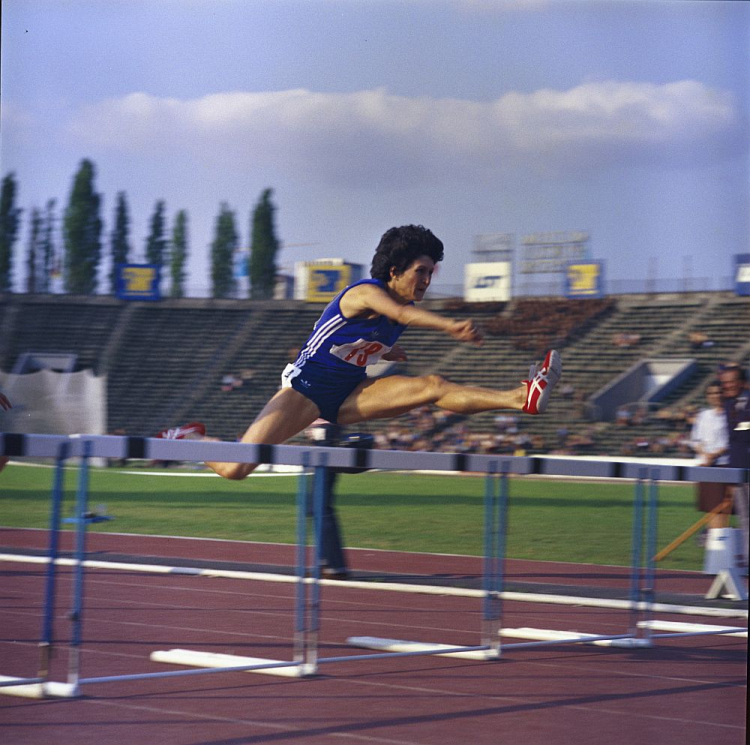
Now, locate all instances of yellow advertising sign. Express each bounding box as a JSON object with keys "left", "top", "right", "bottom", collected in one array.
[{"left": 565, "top": 262, "right": 604, "bottom": 298}]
